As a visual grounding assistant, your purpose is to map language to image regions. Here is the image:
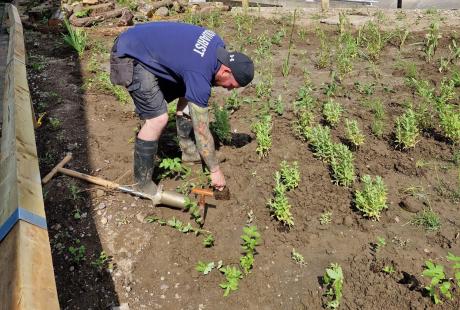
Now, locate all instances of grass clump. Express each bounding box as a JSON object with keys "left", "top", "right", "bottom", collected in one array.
[
  {"left": 210, "top": 104, "right": 232, "bottom": 144},
  {"left": 355, "top": 175, "right": 388, "bottom": 220},
  {"left": 411, "top": 208, "right": 441, "bottom": 231},
  {"left": 63, "top": 19, "right": 87, "bottom": 57}
]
